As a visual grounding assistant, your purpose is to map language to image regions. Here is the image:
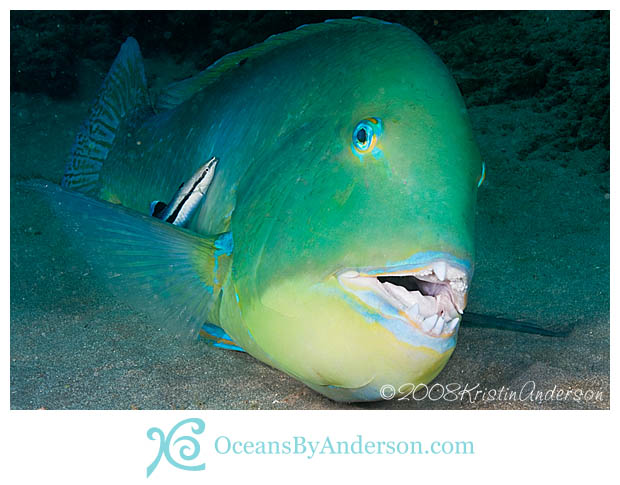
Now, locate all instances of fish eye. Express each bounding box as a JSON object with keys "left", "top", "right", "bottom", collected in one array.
[
  {"left": 352, "top": 118, "right": 383, "bottom": 156},
  {"left": 356, "top": 128, "right": 368, "bottom": 143}
]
